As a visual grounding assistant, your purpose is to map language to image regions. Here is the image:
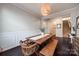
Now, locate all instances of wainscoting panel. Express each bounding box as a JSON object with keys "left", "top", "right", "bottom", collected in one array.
[{"left": 0, "top": 31, "right": 40, "bottom": 52}]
